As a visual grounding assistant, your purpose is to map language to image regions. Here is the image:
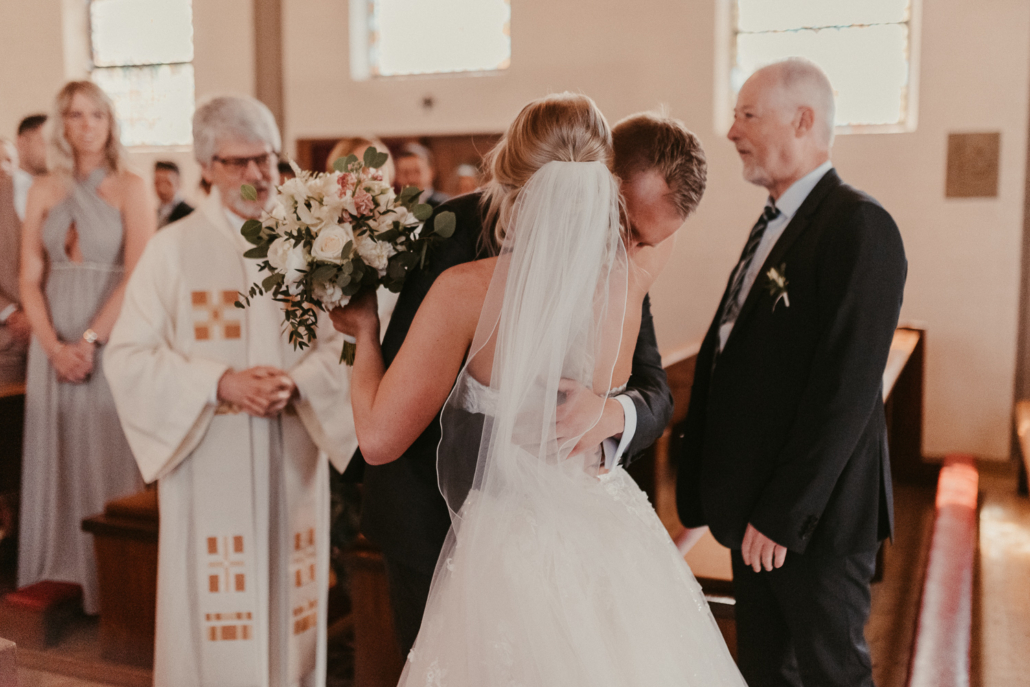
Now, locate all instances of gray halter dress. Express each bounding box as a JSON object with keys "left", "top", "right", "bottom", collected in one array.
[{"left": 18, "top": 168, "right": 143, "bottom": 614}]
